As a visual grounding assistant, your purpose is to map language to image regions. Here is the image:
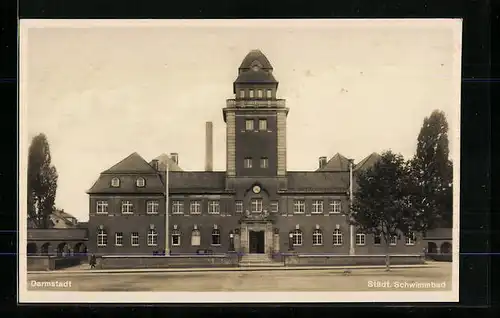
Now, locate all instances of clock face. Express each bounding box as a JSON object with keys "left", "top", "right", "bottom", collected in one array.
[{"left": 252, "top": 185, "right": 261, "bottom": 194}]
